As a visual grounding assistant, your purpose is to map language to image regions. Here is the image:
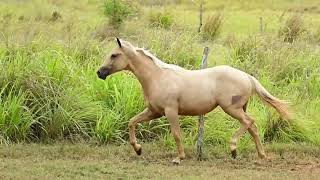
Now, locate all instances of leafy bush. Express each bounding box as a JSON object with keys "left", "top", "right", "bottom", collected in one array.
[
  {"left": 149, "top": 11, "right": 174, "bottom": 29},
  {"left": 202, "top": 13, "right": 224, "bottom": 40},
  {"left": 279, "top": 14, "right": 305, "bottom": 43},
  {"left": 104, "top": 0, "right": 138, "bottom": 28}
]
